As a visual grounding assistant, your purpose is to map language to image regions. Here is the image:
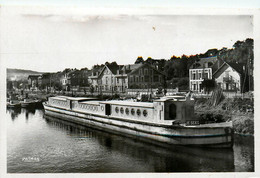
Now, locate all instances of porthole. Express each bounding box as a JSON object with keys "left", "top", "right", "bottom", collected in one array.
[
  {"left": 131, "top": 108, "right": 135, "bottom": 115},
  {"left": 125, "top": 108, "right": 129, "bottom": 115},
  {"left": 137, "top": 109, "right": 141, "bottom": 116},
  {"left": 143, "top": 110, "right": 148, "bottom": 117},
  {"left": 101, "top": 106, "right": 104, "bottom": 111},
  {"left": 120, "top": 107, "right": 124, "bottom": 114},
  {"left": 115, "top": 107, "right": 119, "bottom": 113}
]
